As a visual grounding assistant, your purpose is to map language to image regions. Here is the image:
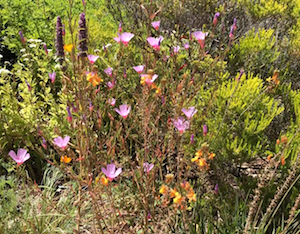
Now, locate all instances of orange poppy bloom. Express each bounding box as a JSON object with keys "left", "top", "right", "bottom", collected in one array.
[{"left": 60, "top": 155, "right": 72, "bottom": 163}]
